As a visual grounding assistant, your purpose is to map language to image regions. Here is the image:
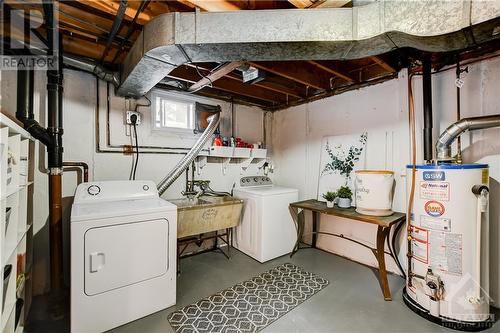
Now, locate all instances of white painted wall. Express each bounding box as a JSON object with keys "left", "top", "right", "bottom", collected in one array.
[
  {"left": 1, "top": 57, "right": 499, "bottom": 304},
  {"left": 271, "top": 57, "right": 500, "bottom": 305},
  {"left": 1, "top": 69, "right": 266, "bottom": 294}
]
